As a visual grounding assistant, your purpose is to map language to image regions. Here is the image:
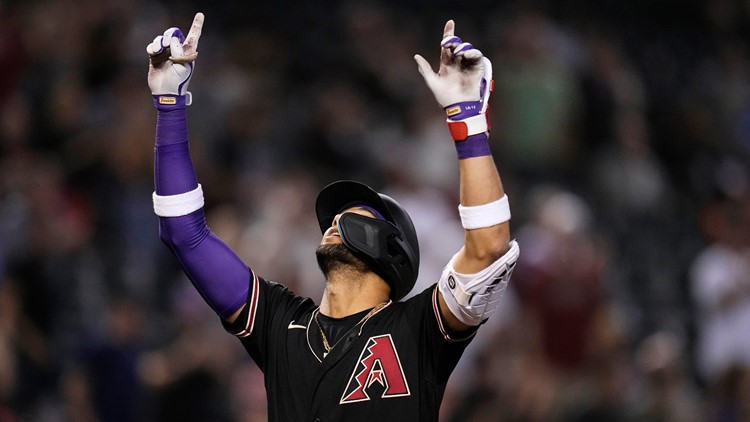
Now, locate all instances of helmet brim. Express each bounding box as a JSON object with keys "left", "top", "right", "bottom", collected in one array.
[{"left": 315, "top": 180, "right": 394, "bottom": 233}]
